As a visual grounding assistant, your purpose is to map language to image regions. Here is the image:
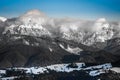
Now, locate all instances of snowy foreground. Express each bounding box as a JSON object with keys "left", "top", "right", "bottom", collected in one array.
[{"left": 0, "top": 63, "right": 119, "bottom": 80}]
